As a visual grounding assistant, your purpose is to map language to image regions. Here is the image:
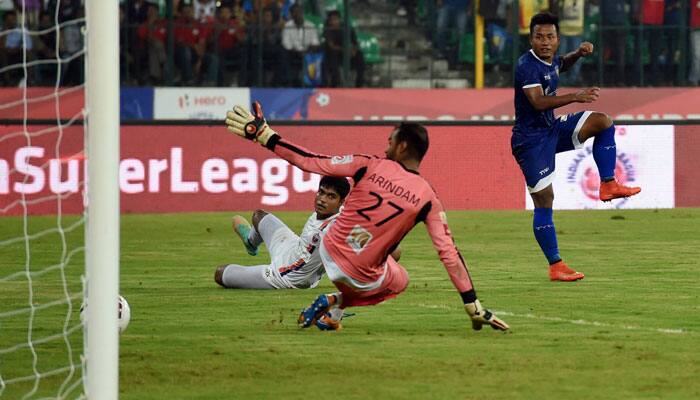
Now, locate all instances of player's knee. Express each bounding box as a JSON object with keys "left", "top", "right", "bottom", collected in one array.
[
  {"left": 592, "top": 112, "right": 613, "bottom": 131},
  {"left": 214, "top": 265, "right": 228, "bottom": 287}
]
